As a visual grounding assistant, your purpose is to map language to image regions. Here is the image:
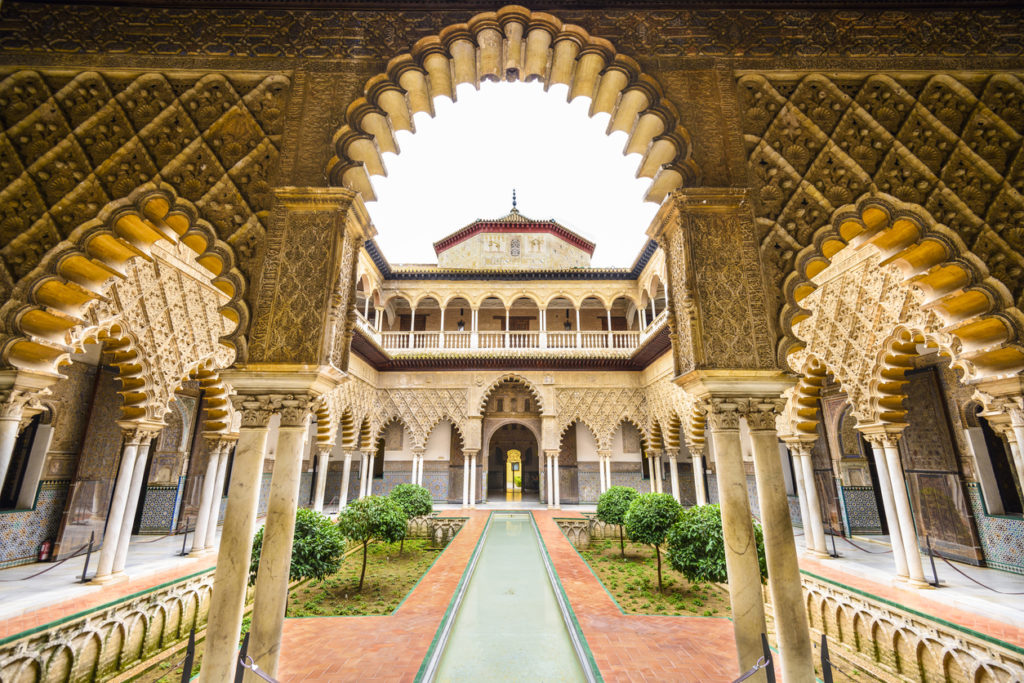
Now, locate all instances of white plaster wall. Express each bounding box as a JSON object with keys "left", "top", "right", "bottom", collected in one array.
[
  {"left": 611, "top": 423, "right": 643, "bottom": 462},
  {"left": 384, "top": 422, "right": 415, "bottom": 462},
  {"left": 575, "top": 422, "right": 599, "bottom": 462},
  {"left": 424, "top": 421, "right": 452, "bottom": 462}
]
